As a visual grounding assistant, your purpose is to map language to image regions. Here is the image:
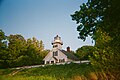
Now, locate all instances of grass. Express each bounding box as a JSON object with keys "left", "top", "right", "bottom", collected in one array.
[{"left": 0, "top": 63, "right": 100, "bottom": 80}]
